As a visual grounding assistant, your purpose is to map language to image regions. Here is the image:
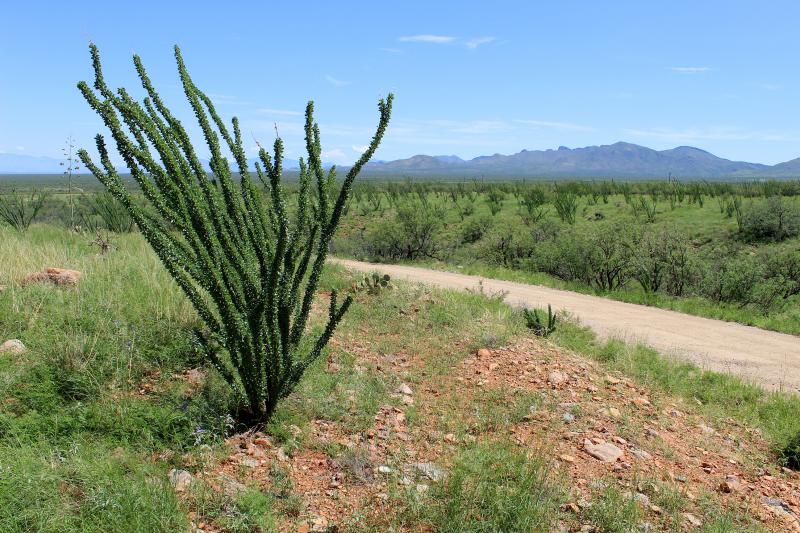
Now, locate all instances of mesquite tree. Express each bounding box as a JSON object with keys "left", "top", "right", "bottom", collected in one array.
[{"left": 77, "top": 44, "right": 393, "bottom": 422}]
